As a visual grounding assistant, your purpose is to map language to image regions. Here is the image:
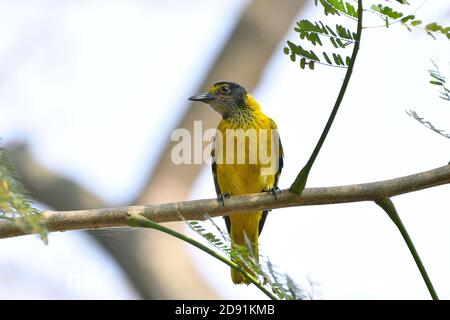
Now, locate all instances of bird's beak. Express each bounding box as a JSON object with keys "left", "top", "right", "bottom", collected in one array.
[{"left": 188, "top": 92, "right": 215, "bottom": 102}]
